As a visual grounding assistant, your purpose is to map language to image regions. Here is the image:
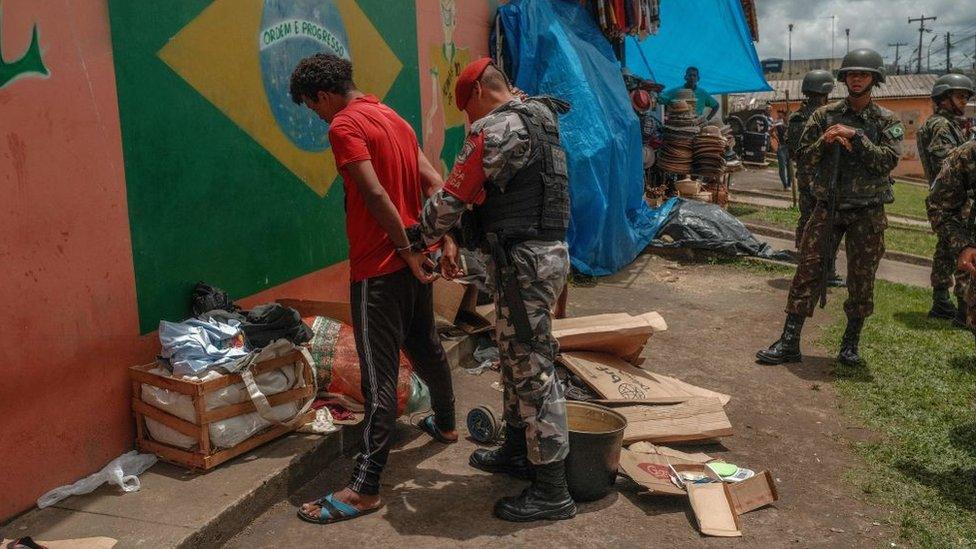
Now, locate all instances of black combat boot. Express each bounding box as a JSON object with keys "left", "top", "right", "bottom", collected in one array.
[
  {"left": 493, "top": 460, "right": 577, "bottom": 522},
  {"left": 837, "top": 317, "right": 865, "bottom": 366},
  {"left": 954, "top": 298, "right": 969, "bottom": 329},
  {"left": 469, "top": 424, "right": 533, "bottom": 480},
  {"left": 756, "top": 313, "right": 805, "bottom": 365},
  {"left": 929, "top": 288, "right": 956, "bottom": 319}
]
